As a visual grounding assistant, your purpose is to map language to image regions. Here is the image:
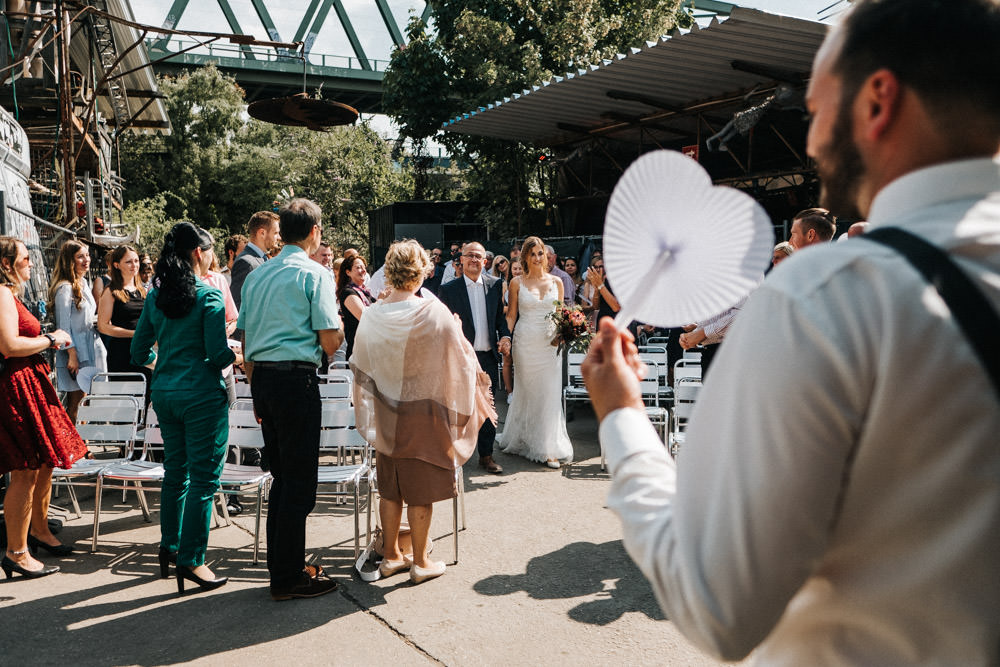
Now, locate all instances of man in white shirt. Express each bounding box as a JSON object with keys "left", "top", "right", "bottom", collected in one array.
[
  {"left": 582, "top": 1, "right": 1000, "bottom": 663},
  {"left": 545, "top": 245, "right": 575, "bottom": 305}
]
